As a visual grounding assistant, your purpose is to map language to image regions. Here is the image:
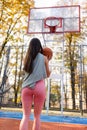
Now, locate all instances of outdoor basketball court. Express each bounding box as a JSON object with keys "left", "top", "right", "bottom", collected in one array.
[{"left": 0, "top": 4, "right": 84, "bottom": 130}]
